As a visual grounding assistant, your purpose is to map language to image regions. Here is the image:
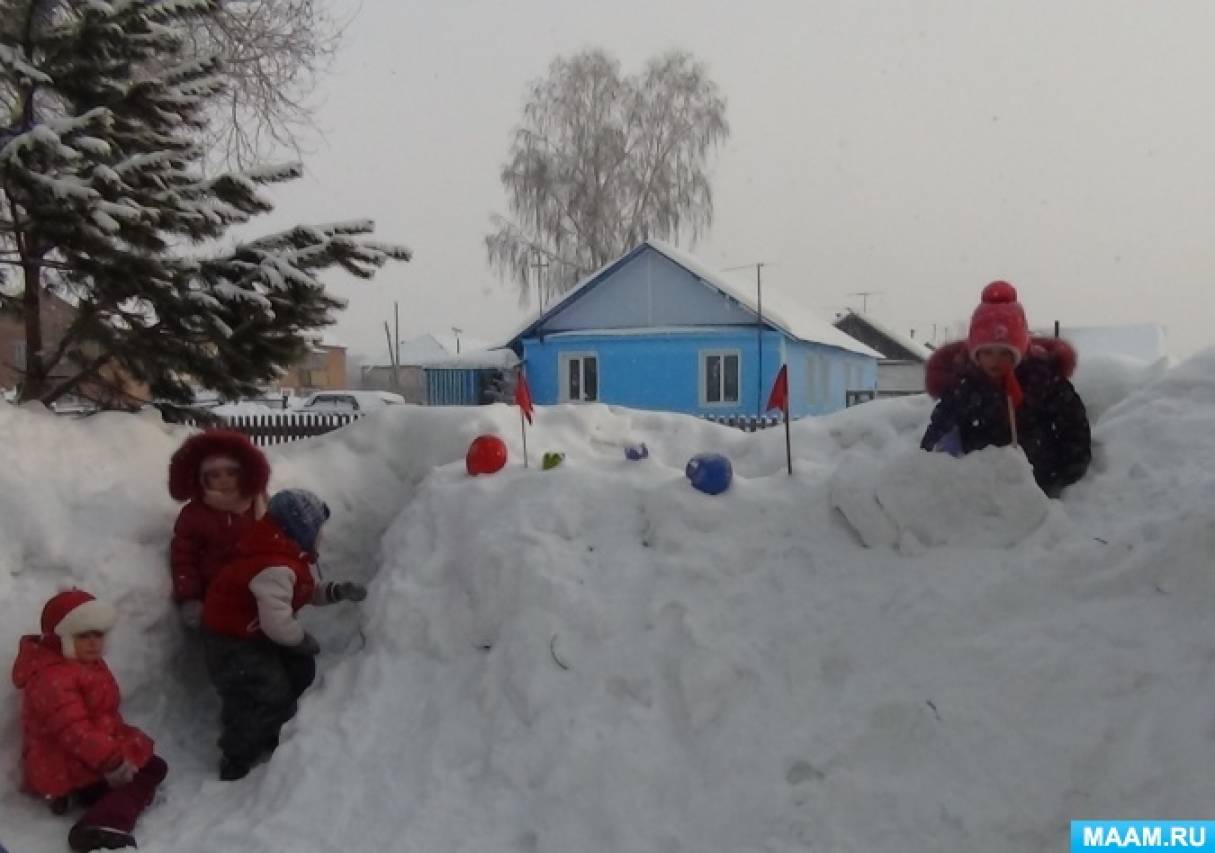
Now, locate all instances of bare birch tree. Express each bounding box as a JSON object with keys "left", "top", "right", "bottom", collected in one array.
[
  {"left": 486, "top": 49, "right": 729, "bottom": 305},
  {"left": 186, "top": 0, "right": 344, "bottom": 167}
]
